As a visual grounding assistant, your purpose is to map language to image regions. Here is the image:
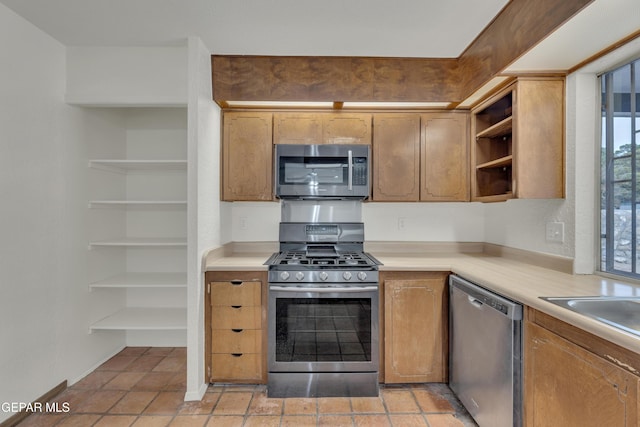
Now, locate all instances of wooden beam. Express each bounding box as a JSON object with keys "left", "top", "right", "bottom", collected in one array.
[
  {"left": 212, "top": 56, "right": 460, "bottom": 103},
  {"left": 211, "top": 0, "right": 596, "bottom": 104},
  {"left": 458, "top": 0, "right": 594, "bottom": 97}
]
